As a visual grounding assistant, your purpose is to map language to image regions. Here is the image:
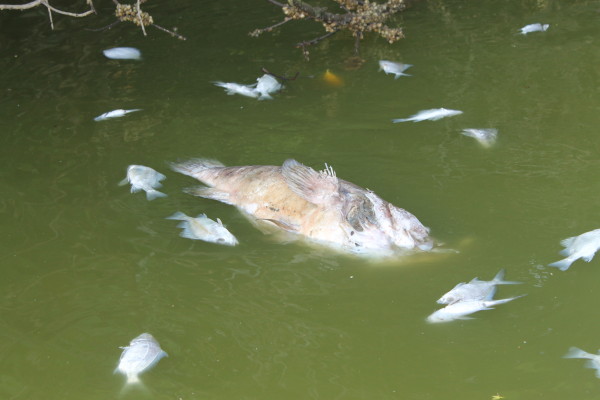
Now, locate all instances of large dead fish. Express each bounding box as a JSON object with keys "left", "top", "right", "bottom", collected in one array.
[{"left": 170, "top": 158, "right": 434, "bottom": 257}]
